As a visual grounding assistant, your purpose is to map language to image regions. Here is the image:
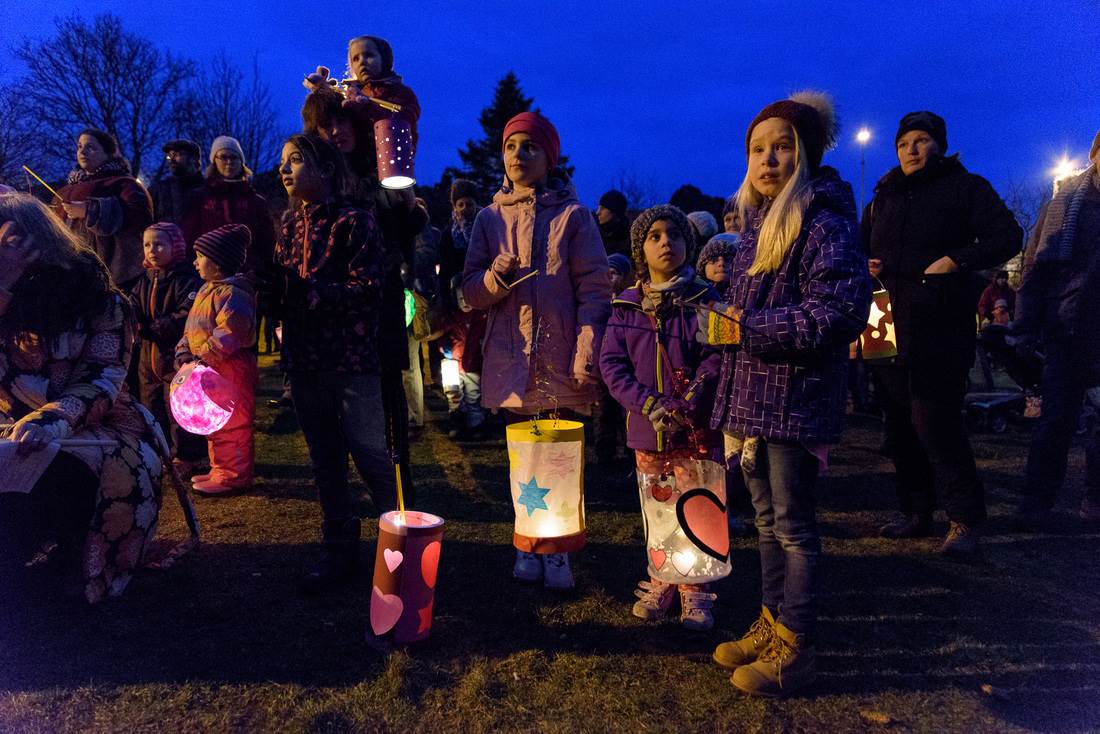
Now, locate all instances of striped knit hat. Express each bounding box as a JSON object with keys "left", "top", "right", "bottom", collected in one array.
[
  {"left": 194, "top": 224, "right": 250, "bottom": 275},
  {"left": 629, "top": 204, "right": 692, "bottom": 276},
  {"left": 143, "top": 222, "right": 188, "bottom": 269}
]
